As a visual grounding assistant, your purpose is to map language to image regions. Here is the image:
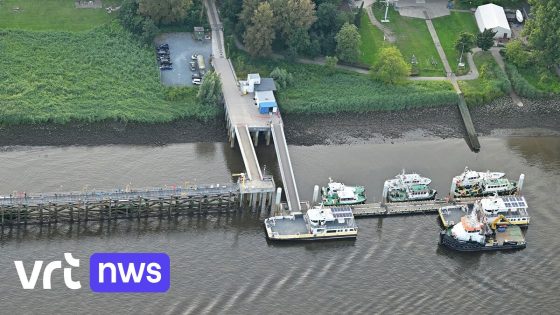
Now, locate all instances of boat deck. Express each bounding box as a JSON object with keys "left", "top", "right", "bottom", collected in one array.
[
  {"left": 267, "top": 216, "right": 308, "bottom": 235},
  {"left": 438, "top": 205, "right": 469, "bottom": 228},
  {"left": 495, "top": 226, "right": 525, "bottom": 245}
]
